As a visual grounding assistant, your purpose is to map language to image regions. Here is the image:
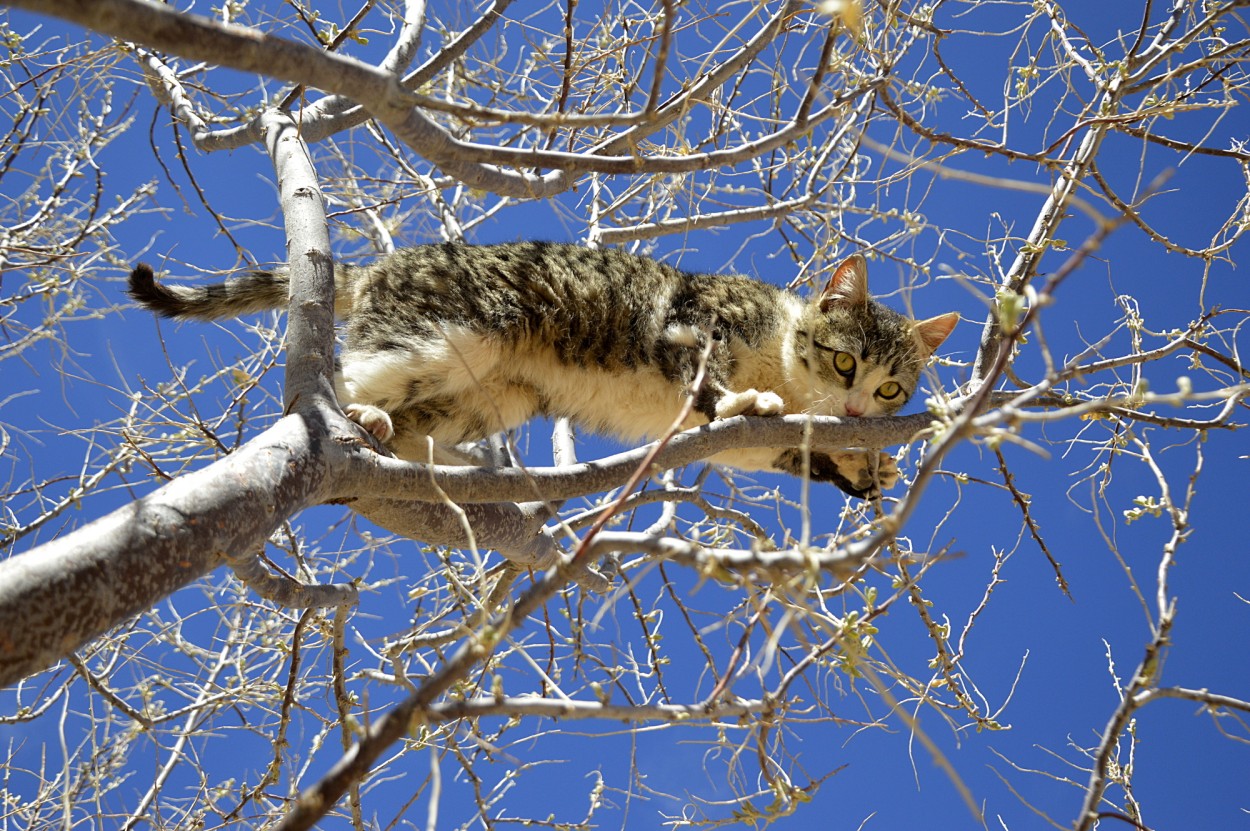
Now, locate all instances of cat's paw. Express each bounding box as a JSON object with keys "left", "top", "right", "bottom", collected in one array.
[
  {"left": 828, "top": 450, "right": 899, "bottom": 495},
  {"left": 344, "top": 403, "right": 394, "bottom": 442},
  {"left": 750, "top": 391, "right": 785, "bottom": 415},
  {"left": 715, "top": 389, "right": 785, "bottom": 418},
  {"left": 876, "top": 451, "right": 900, "bottom": 489}
]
